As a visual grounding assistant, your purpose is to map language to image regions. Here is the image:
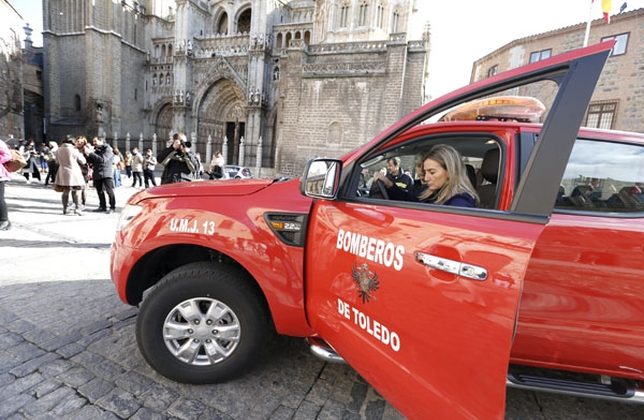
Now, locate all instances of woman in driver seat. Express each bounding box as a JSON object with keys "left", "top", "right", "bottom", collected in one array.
[{"left": 376, "top": 144, "right": 479, "bottom": 207}]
